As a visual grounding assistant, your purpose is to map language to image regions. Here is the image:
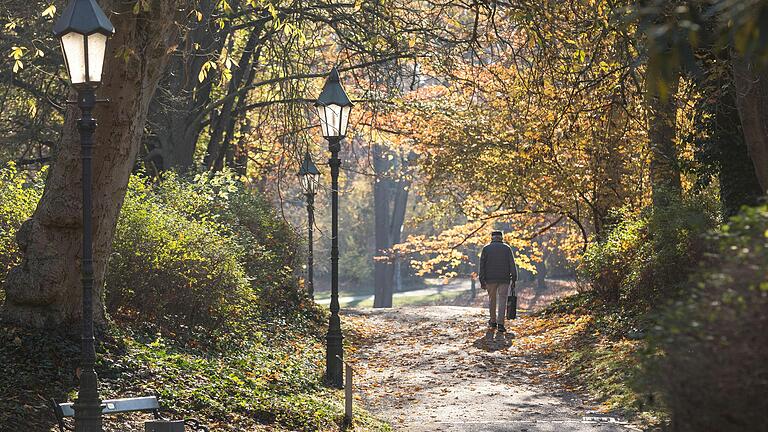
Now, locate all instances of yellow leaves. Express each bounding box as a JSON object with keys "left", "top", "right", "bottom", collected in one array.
[
  {"left": 132, "top": 0, "right": 151, "bottom": 14},
  {"left": 573, "top": 48, "right": 587, "bottom": 63},
  {"left": 8, "top": 46, "right": 27, "bottom": 73},
  {"left": 198, "top": 60, "right": 217, "bottom": 83},
  {"left": 41, "top": 4, "right": 56, "bottom": 18},
  {"left": 115, "top": 45, "right": 137, "bottom": 64},
  {"left": 218, "top": 0, "right": 234, "bottom": 15}
]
